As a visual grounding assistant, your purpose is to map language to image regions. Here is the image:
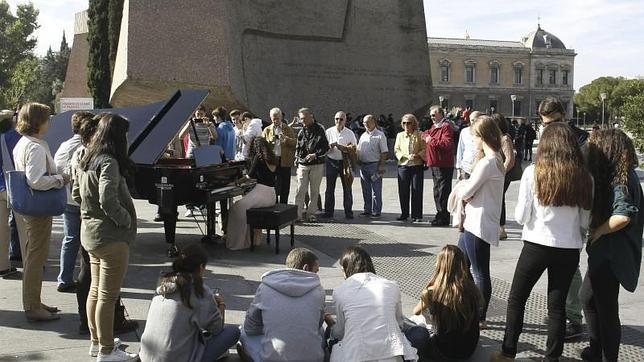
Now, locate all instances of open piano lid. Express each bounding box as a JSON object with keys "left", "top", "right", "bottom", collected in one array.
[{"left": 45, "top": 89, "right": 209, "bottom": 165}]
